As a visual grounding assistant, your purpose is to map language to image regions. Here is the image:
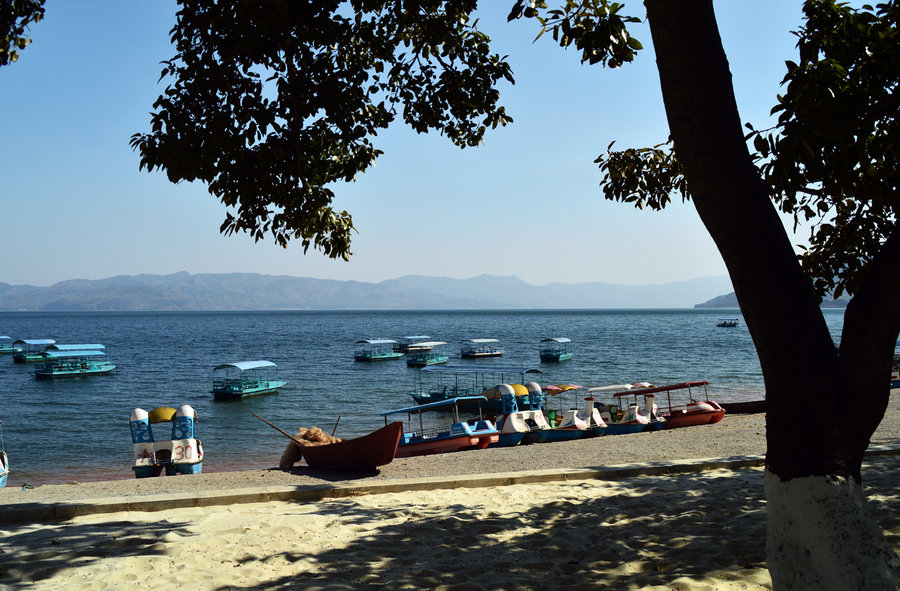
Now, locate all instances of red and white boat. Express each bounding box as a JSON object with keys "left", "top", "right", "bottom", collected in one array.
[
  {"left": 640, "top": 381, "right": 726, "bottom": 429},
  {"left": 381, "top": 396, "right": 499, "bottom": 457}
]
